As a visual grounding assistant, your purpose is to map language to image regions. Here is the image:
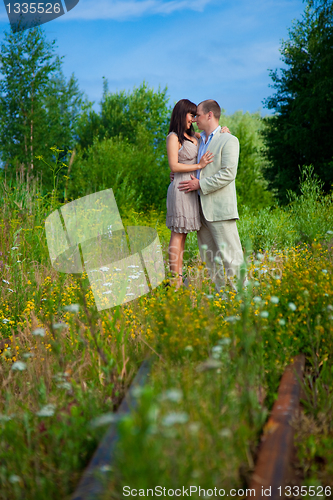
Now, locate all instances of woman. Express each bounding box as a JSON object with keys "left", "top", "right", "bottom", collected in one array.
[{"left": 166, "top": 99, "right": 214, "bottom": 288}]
